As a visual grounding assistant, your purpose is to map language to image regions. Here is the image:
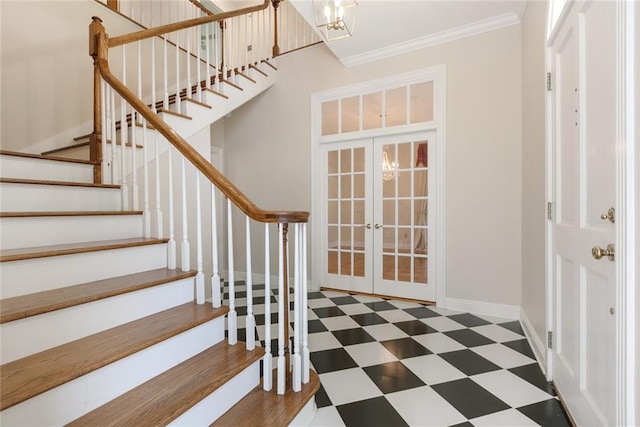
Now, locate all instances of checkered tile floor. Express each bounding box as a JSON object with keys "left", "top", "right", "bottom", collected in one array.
[{"left": 224, "top": 283, "right": 571, "bottom": 427}]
